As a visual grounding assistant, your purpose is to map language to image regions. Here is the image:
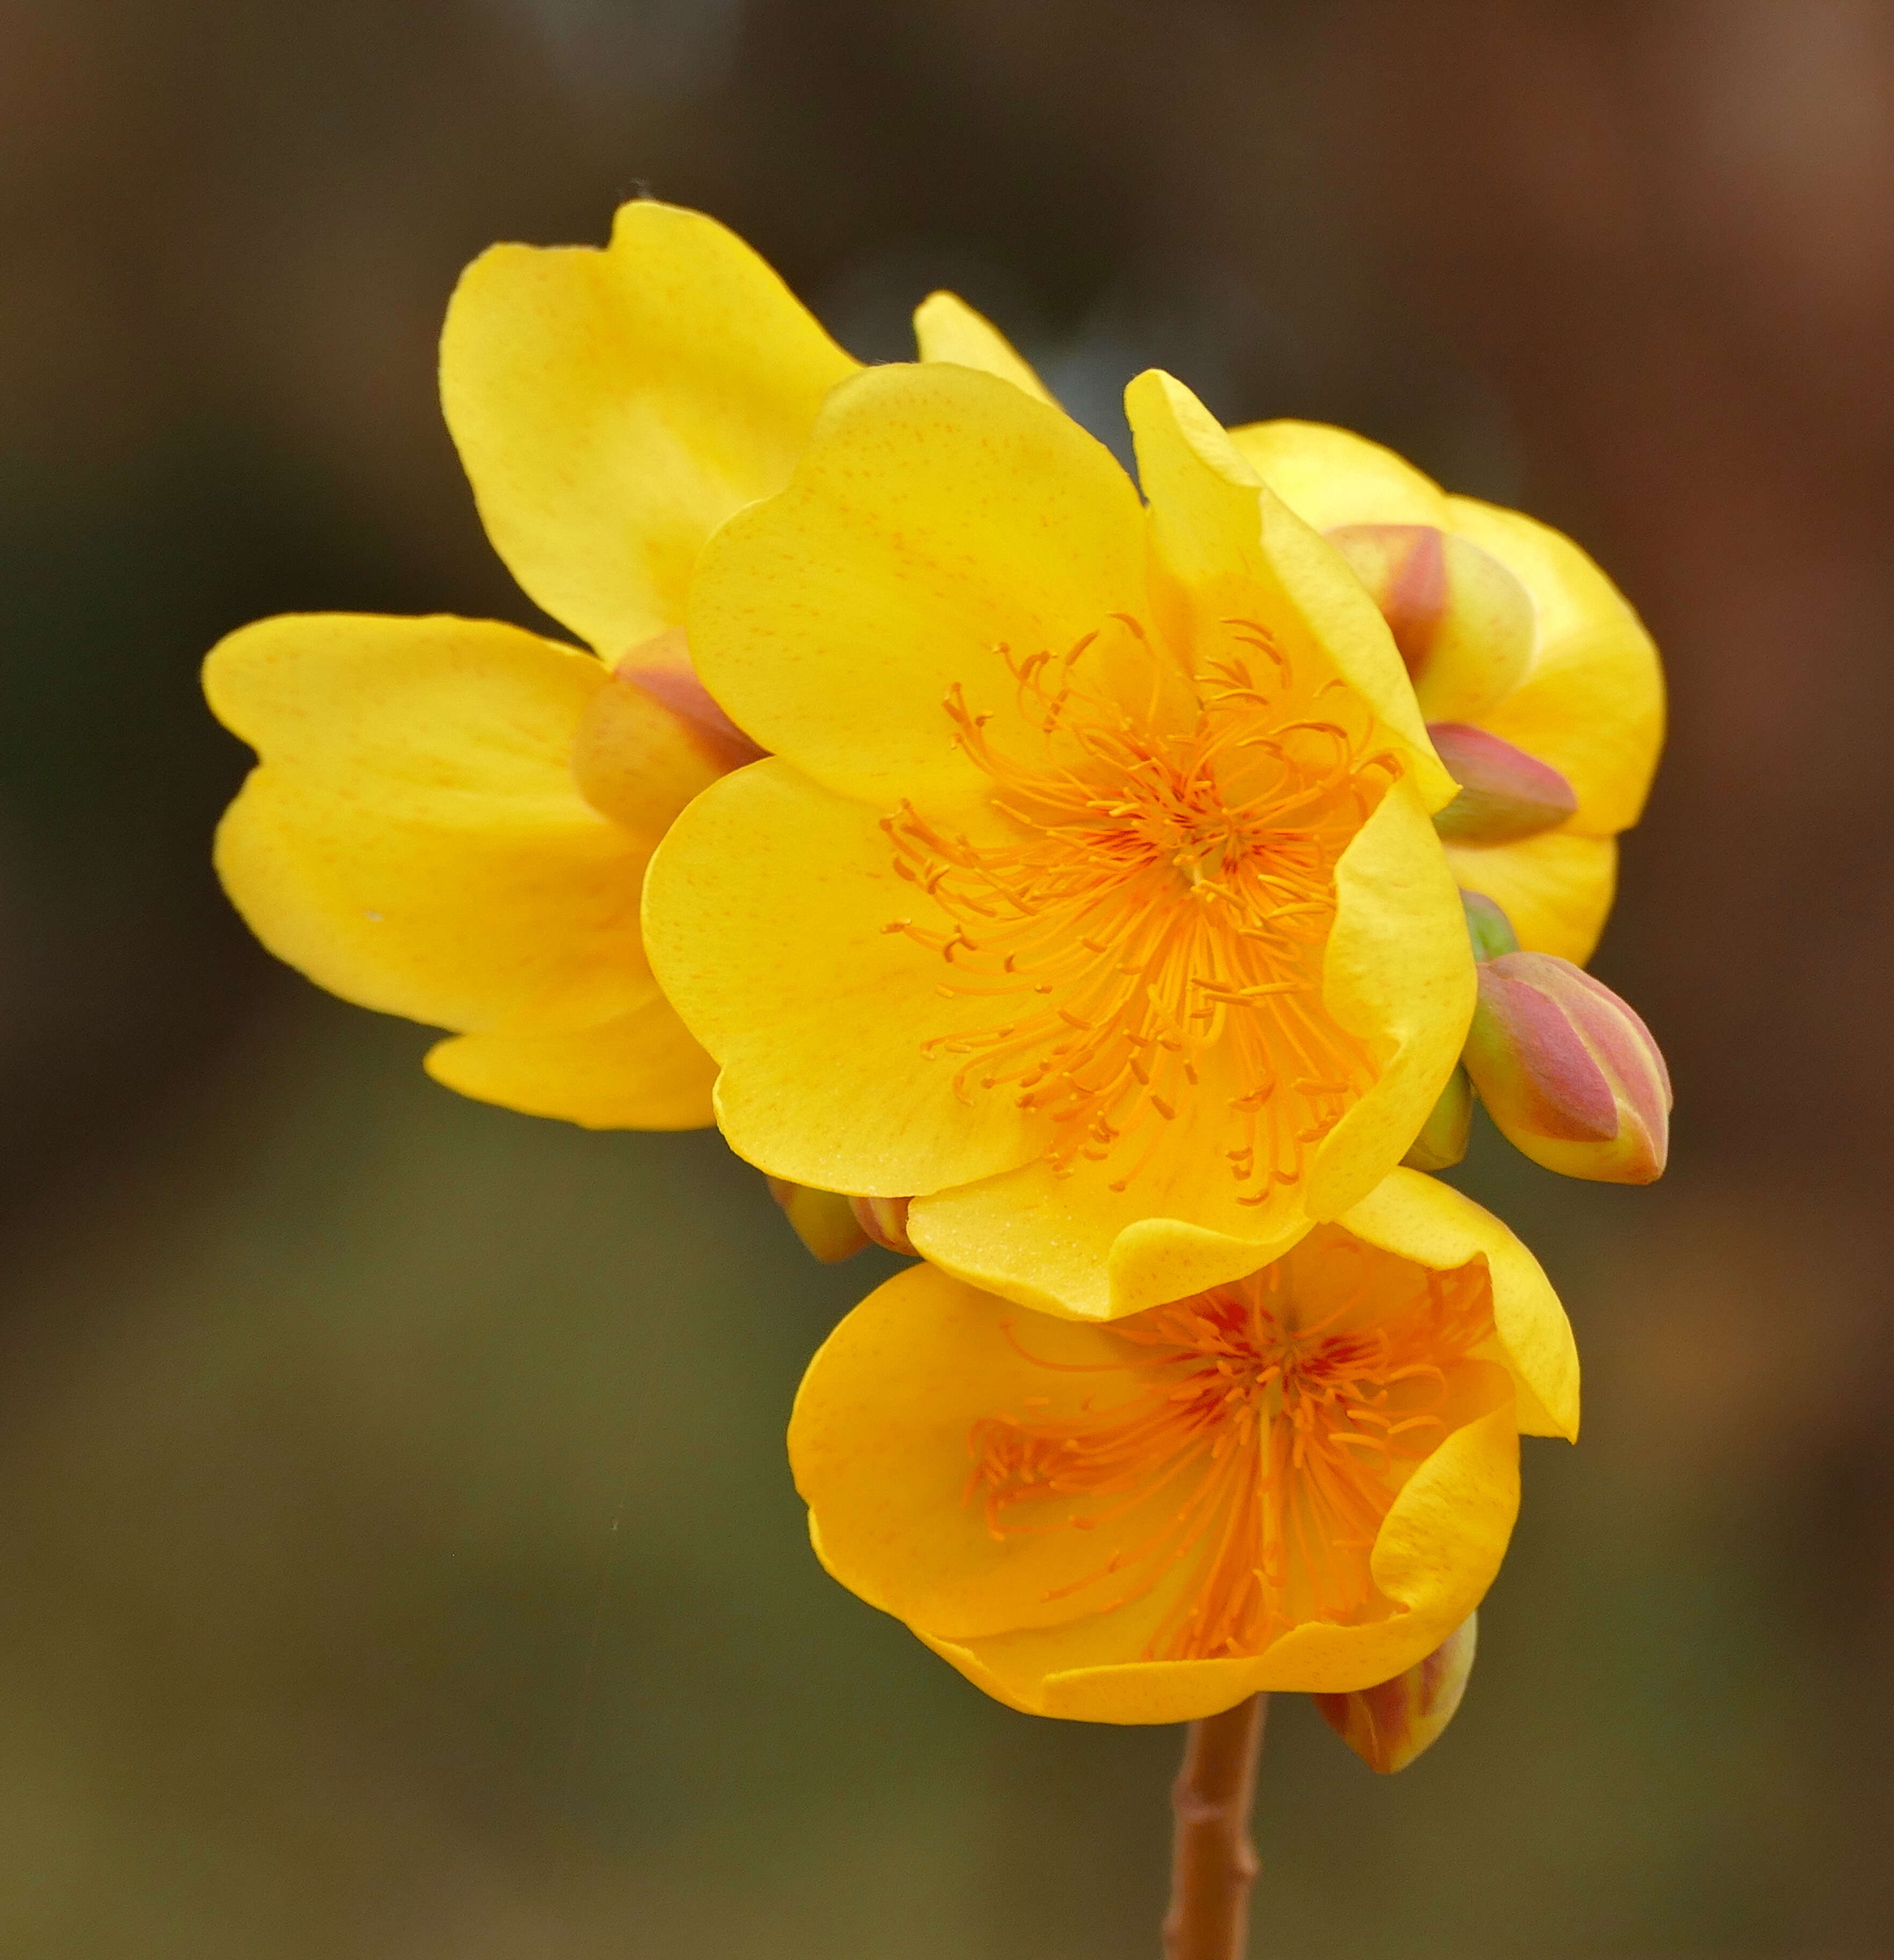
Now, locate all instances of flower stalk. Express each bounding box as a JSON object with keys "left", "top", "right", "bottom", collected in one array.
[{"left": 1162, "top": 1694, "right": 1269, "bottom": 1960}]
